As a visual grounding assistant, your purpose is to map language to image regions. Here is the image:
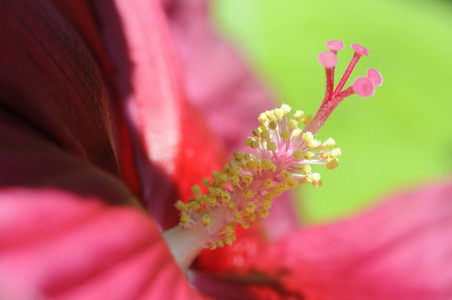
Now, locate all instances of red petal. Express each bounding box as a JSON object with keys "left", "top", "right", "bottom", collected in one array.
[
  {"left": 92, "top": 0, "right": 225, "bottom": 229},
  {"left": 254, "top": 181, "right": 452, "bottom": 299}
]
